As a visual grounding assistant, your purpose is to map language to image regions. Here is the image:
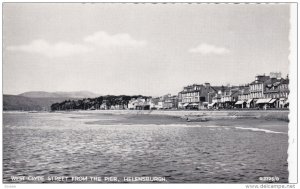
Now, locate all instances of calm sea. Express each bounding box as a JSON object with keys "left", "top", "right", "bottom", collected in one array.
[{"left": 3, "top": 112, "right": 288, "bottom": 183}]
